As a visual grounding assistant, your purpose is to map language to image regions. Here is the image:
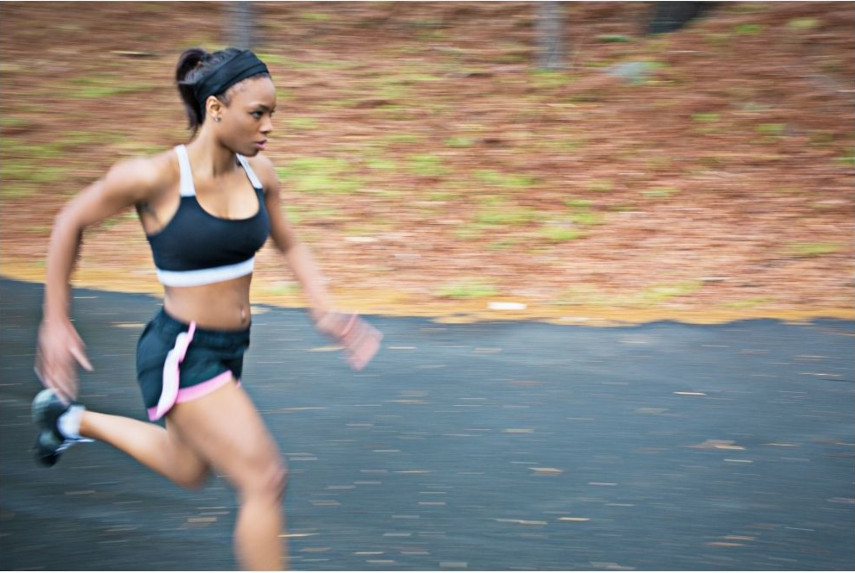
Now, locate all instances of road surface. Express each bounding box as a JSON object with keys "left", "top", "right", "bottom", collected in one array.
[{"left": 1, "top": 278, "right": 852, "bottom": 570}]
